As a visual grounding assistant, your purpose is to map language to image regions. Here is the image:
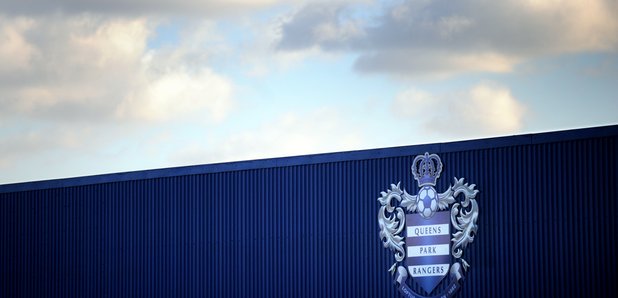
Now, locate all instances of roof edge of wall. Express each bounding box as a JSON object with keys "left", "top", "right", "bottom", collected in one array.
[{"left": 2, "top": 124, "right": 617, "bottom": 193}]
